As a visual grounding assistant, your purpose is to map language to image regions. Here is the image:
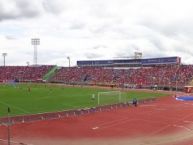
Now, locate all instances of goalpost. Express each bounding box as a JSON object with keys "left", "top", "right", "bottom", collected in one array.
[{"left": 97, "top": 91, "right": 125, "bottom": 106}]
